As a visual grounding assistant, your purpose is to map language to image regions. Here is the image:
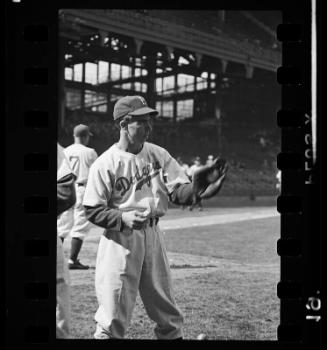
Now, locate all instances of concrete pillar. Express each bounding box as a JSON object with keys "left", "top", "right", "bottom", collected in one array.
[
  {"left": 135, "top": 38, "right": 143, "bottom": 56},
  {"left": 131, "top": 56, "right": 135, "bottom": 92},
  {"left": 166, "top": 46, "right": 174, "bottom": 61},
  {"left": 81, "top": 62, "right": 86, "bottom": 110},
  {"left": 221, "top": 59, "right": 228, "bottom": 74},
  {"left": 173, "top": 73, "right": 178, "bottom": 121},
  {"left": 218, "top": 11, "right": 225, "bottom": 26},
  {"left": 215, "top": 72, "right": 224, "bottom": 152},
  {"left": 195, "top": 52, "right": 202, "bottom": 68},
  {"left": 145, "top": 52, "right": 156, "bottom": 107},
  {"left": 215, "top": 93, "right": 223, "bottom": 152},
  {"left": 99, "top": 30, "right": 108, "bottom": 47},
  {"left": 245, "top": 65, "right": 254, "bottom": 79}
]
